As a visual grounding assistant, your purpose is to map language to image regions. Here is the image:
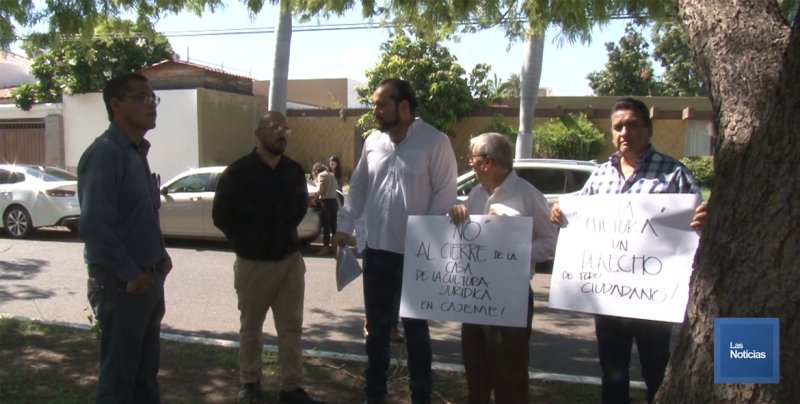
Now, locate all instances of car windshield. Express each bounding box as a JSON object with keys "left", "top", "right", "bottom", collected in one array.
[{"left": 22, "top": 166, "right": 78, "bottom": 182}]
